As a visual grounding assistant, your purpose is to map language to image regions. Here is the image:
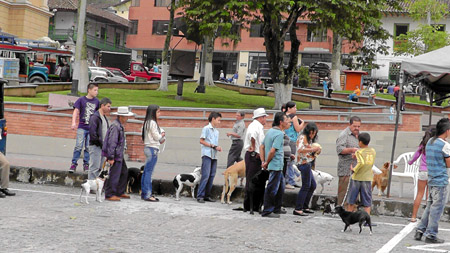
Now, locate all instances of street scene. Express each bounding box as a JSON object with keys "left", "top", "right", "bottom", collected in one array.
[{"left": 1, "top": 0, "right": 450, "bottom": 252}]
